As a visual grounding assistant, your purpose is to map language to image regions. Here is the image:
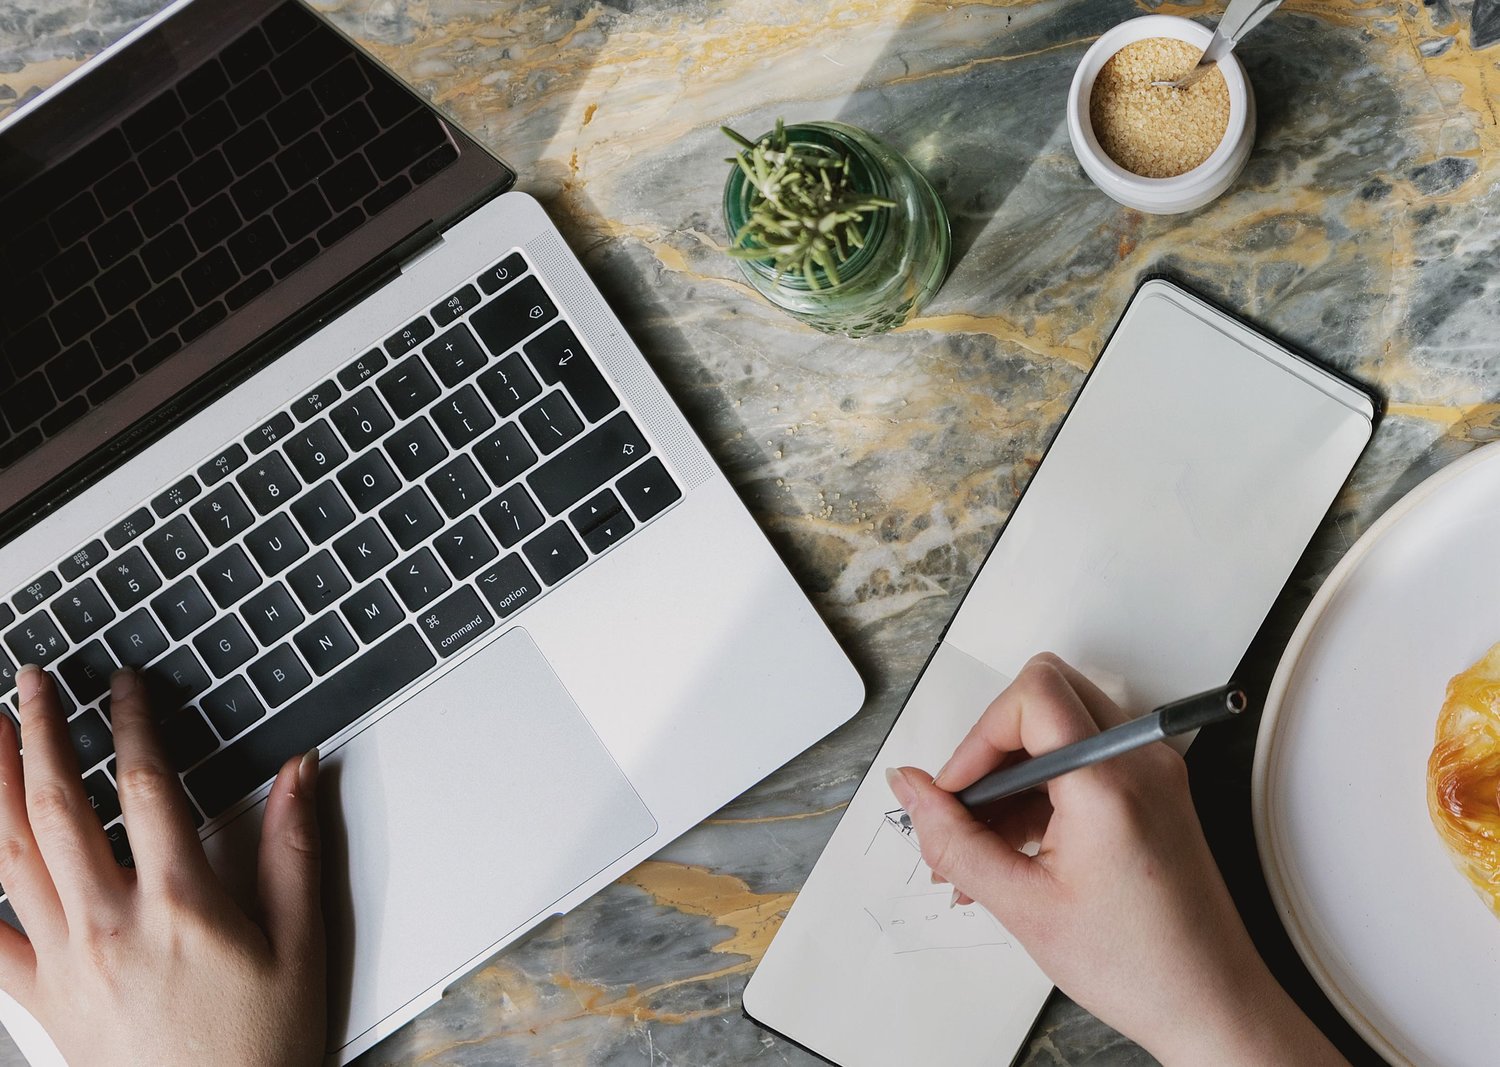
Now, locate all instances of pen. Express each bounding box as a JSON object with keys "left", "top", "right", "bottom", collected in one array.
[{"left": 955, "top": 684, "right": 1248, "bottom": 809}]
